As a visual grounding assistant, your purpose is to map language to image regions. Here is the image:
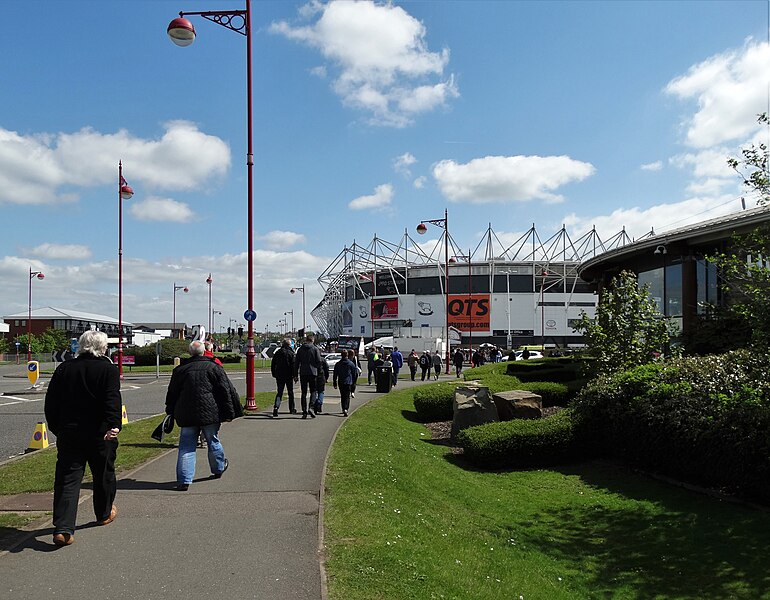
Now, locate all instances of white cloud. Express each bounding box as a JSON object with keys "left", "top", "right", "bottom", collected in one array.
[
  {"left": 25, "top": 243, "right": 92, "bottom": 261},
  {"left": 259, "top": 230, "right": 307, "bottom": 250},
  {"left": 271, "top": 0, "right": 458, "bottom": 127},
  {"left": 432, "top": 155, "right": 596, "bottom": 204},
  {"left": 640, "top": 161, "right": 663, "bottom": 172},
  {"left": 349, "top": 183, "right": 394, "bottom": 211},
  {"left": 413, "top": 176, "right": 427, "bottom": 189},
  {"left": 310, "top": 65, "right": 327, "bottom": 78},
  {"left": 665, "top": 38, "right": 770, "bottom": 148},
  {"left": 0, "top": 120, "right": 230, "bottom": 205},
  {"left": 394, "top": 152, "right": 417, "bottom": 176},
  {"left": 561, "top": 195, "right": 740, "bottom": 242},
  {"left": 129, "top": 197, "right": 195, "bottom": 223},
  {"left": 0, "top": 249, "right": 332, "bottom": 331}
]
